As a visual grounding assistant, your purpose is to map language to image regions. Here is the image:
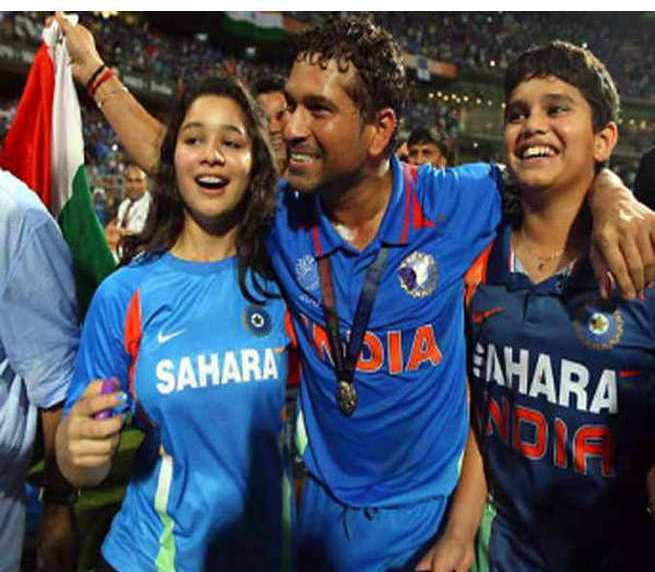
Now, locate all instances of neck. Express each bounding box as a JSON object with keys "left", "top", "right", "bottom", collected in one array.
[
  {"left": 171, "top": 217, "right": 238, "bottom": 262},
  {"left": 320, "top": 158, "right": 393, "bottom": 250},
  {"left": 518, "top": 180, "right": 591, "bottom": 255}
]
